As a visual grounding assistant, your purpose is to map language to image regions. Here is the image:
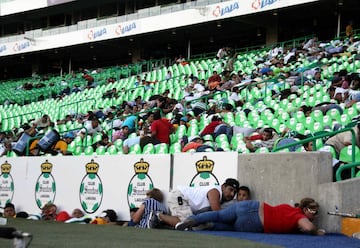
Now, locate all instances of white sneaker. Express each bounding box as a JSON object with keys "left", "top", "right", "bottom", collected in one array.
[
  {"left": 146, "top": 211, "right": 160, "bottom": 229},
  {"left": 353, "top": 232, "right": 360, "bottom": 239}
]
